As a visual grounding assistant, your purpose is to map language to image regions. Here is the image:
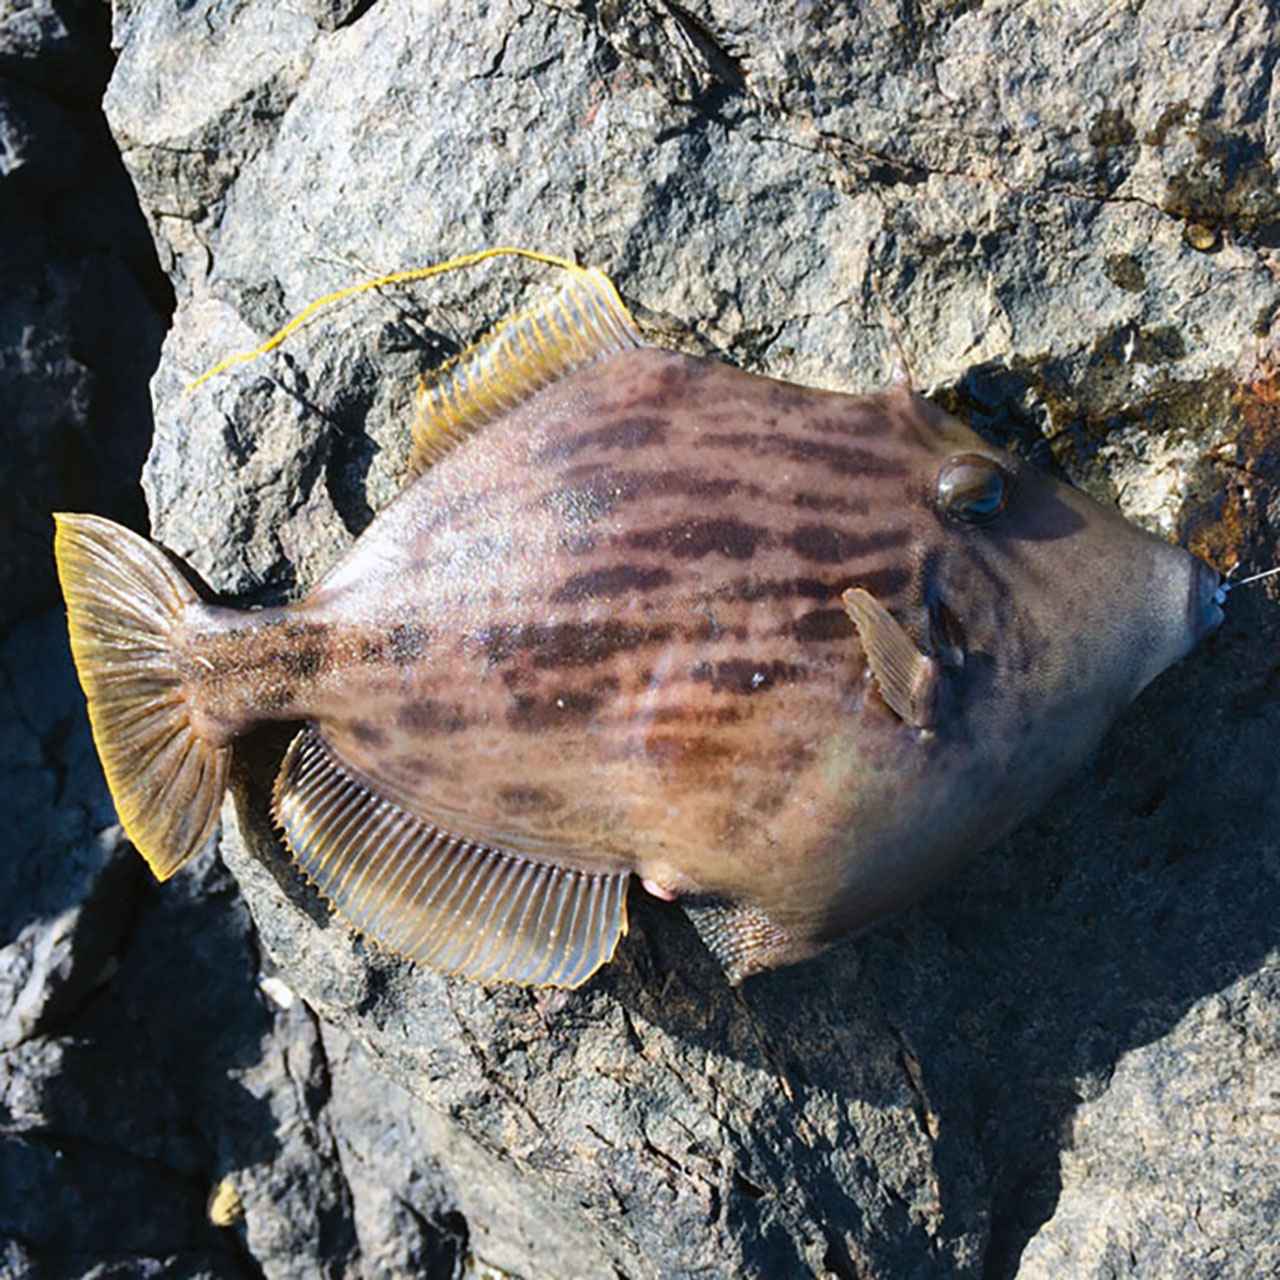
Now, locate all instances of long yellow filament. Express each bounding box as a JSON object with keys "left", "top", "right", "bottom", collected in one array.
[{"left": 186, "top": 246, "right": 588, "bottom": 392}]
